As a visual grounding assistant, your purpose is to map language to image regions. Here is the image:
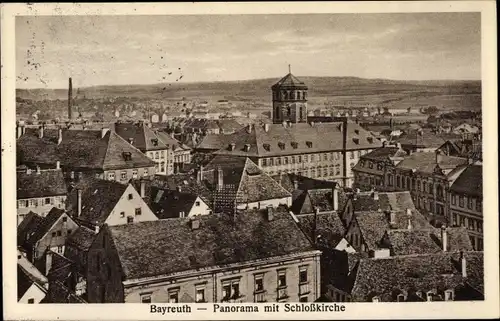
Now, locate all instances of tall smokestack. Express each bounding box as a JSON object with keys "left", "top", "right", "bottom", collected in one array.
[{"left": 68, "top": 77, "right": 73, "bottom": 120}]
